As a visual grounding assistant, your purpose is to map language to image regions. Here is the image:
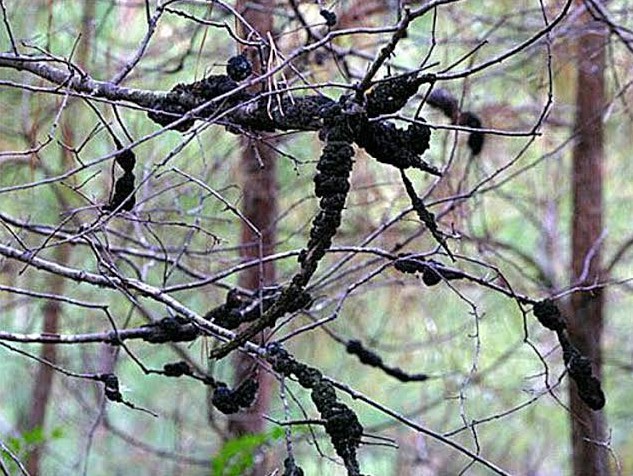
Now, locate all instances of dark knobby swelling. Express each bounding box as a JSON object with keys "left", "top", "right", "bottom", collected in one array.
[
  {"left": 148, "top": 74, "right": 247, "bottom": 131},
  {"left": 211, "top": 378, "right": 259, "bottom": 415},
  {"left": 459, "top": 111, "right": 485, "bottom": 156},
  {"left": 346, "top": 340, "right": 428, "bottom": 382},
  {"left": 365, "top": 72, "right": 432, "bottom": 118},
  {"left": 104, "top": 139, "right": 137, "bottom": 213},
  {"left": 283, "top": 457, "right": 305, "bottom": 476},
  {"left": 268, "top": 344, "right": 365, "bottom": 476},
  {"left": 140, "top": 316, "right": 200, "bottom": 343},
  {"left": 104, "top": 171, "right": 136, "bottom": 212},
  {"left": 356, "top": 120, "right": 438, "bottom": 174},
  {"left": 320, "top": 9, "right": 337, "bottom": 27},
  {"left": 297, "top": 100, "right": 359, "bottom": 286},
  {"left": 427, "top": 88, "right": 486, "bottom": 155},
  {"left": 204, "top": 288, "right": 280, "bottom": 330},
  {"left": 394, "top": 255, "right": 467, "bottom": 285},
  {"left": 427, "top": 88, "right": 459, "bottom": 122},
  {"left": 114, "top": 147, "right": 136, "bottom": 173},
  {"left": 400, "top": 171, "right": 453, "bottom": 257},
  {"left": 533, "top": 300, "right": 606, "bottom": 410},
  {"left": 226, "top": 54, "right": 252, "bottom": 82}
]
